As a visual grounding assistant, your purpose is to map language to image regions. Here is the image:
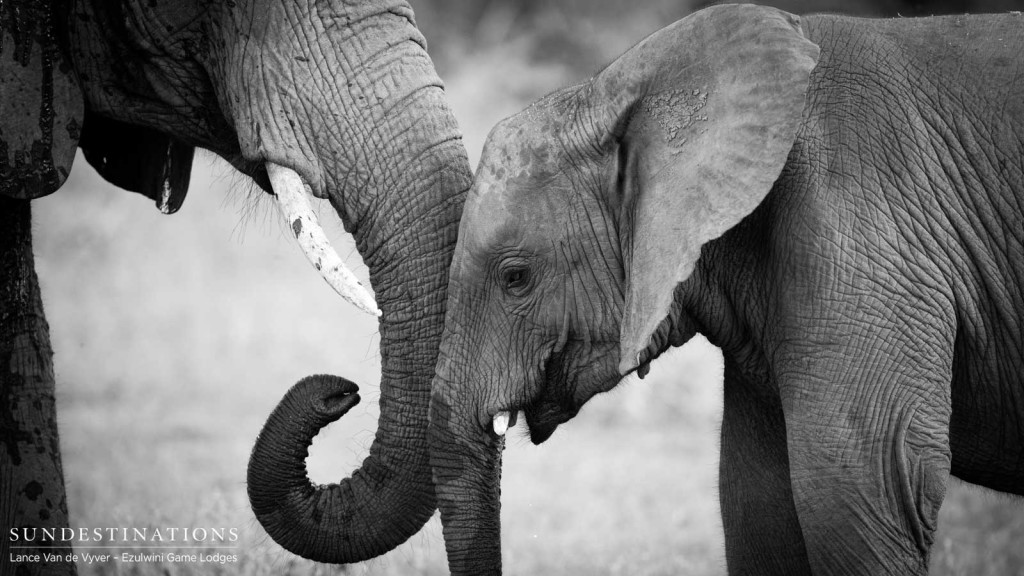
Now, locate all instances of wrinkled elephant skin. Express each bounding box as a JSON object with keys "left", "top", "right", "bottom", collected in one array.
[
  {"left": 429, "top": 5, "right": 1024, "bottom": 575},
  {"left": 1, "top": 1, "right": 471, "bottom": 574}
]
